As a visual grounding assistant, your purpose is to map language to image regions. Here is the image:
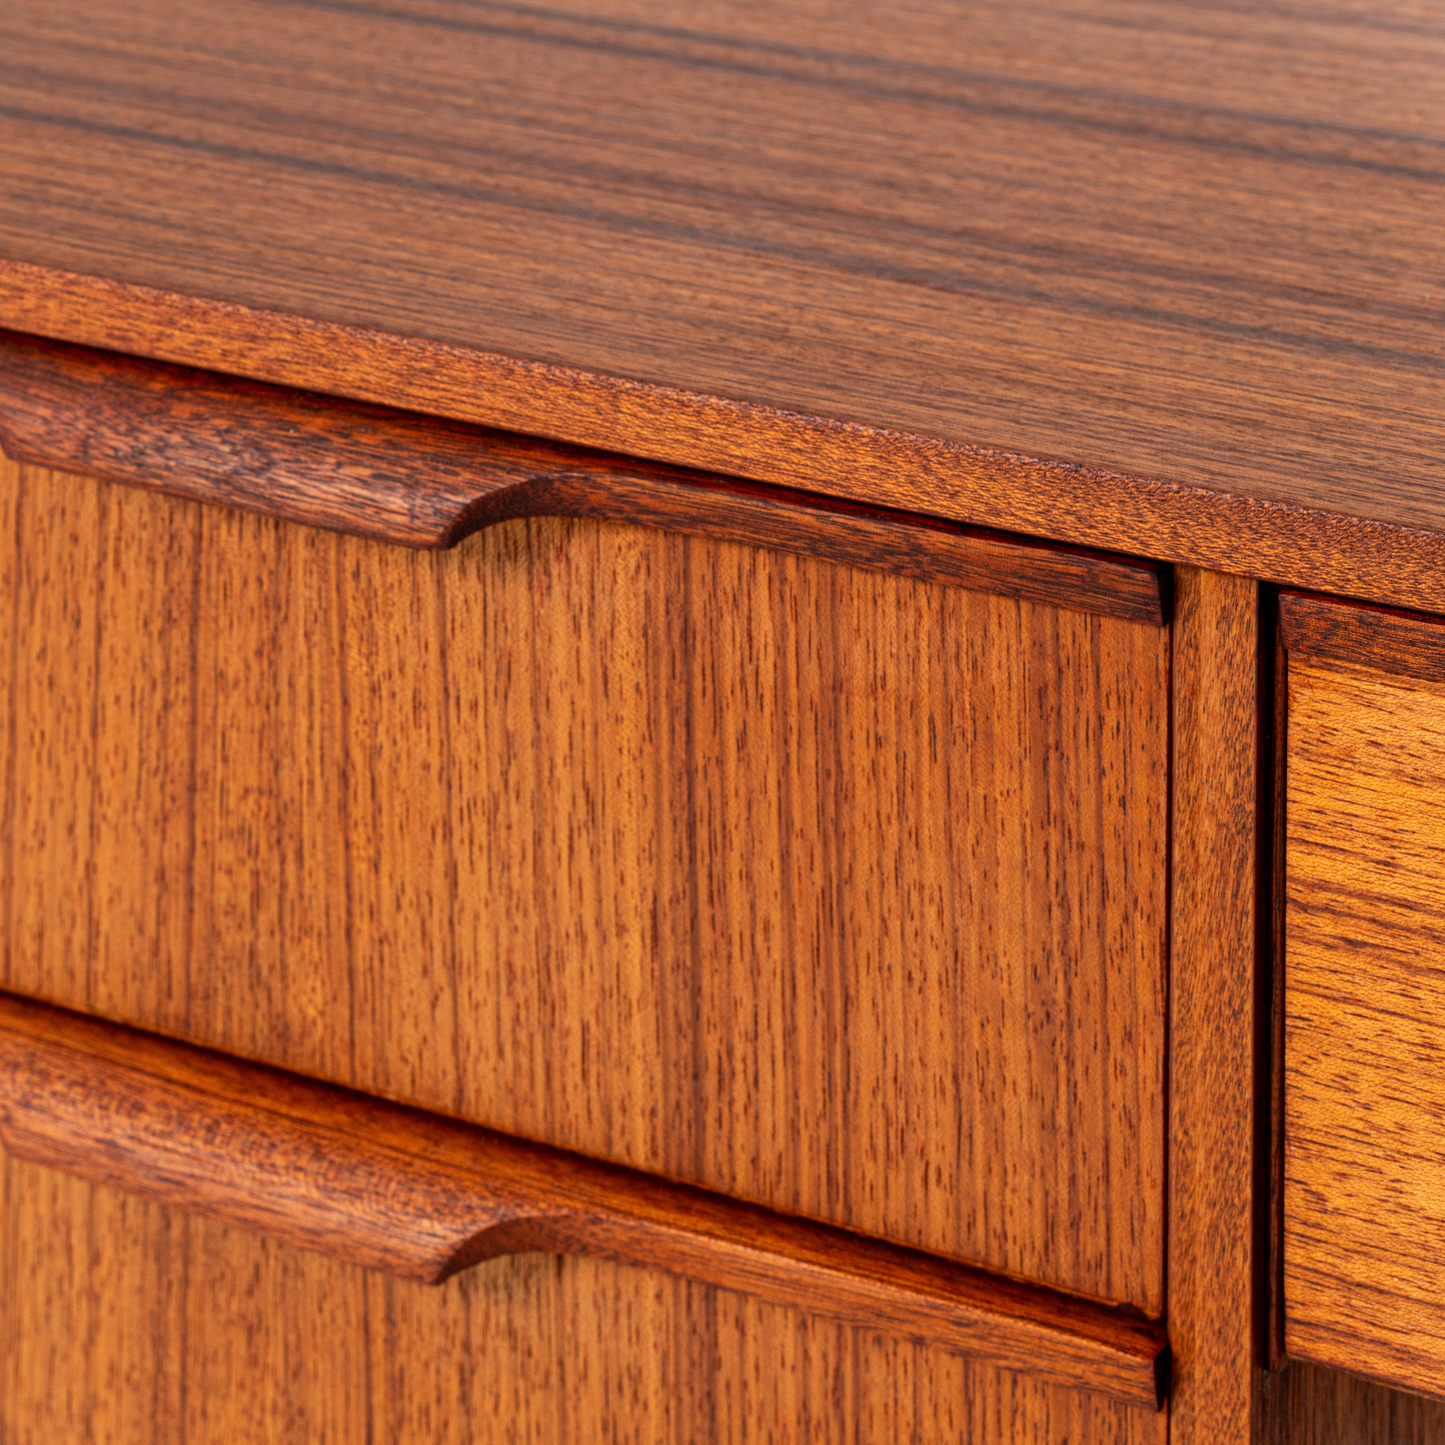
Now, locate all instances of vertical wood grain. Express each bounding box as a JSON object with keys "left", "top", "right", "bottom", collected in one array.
[
  {"left": 1167, "top": 567, "right": 1260, "bottom": 1443},
  {"left": 0, "top": 1153, "right": 187, "bottom": 1442},
  {"left": 1255, "top": 1362, "right": 1445, "bottom": 1444},
  {"left": 0, "top": 1154, "right": 1167, "bottom": 1444},
  {"left": 0, "top": 456, "right": 1170, "bottom": 1314},
  {"left": 1284, "top": 658, "right": 1445, "bottom": 1398},
  {"left": 2, "top": 460, "right": 103, "bottom": 1006}
]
